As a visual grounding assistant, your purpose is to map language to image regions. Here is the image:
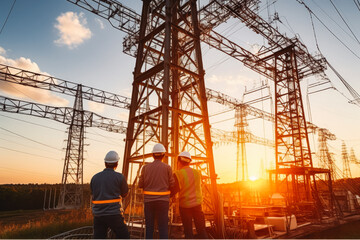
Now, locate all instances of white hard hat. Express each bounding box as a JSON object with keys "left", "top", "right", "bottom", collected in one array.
[
  {"left": 178, "top": 151, "right": 192, "bottom": 162},
  {"left": 152, "top": 143, "right": 166, "bottom": 153},
  {"left": 104, "top": 151, "right": 120, "bottom": 163}
]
